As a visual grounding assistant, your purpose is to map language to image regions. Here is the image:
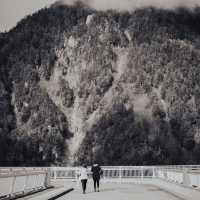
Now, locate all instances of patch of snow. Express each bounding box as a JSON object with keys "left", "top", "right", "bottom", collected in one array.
[
  {"left": 40, "top": 67, "right": 62, "bottom": 106},
  {"left": 23, "top": 102, "right": 29, "bottom": 108},
  {"left": 24, "top": 82, "right": 28, "bottom": 88},
  {"left": 55, "top": 48, "right": 63, "bottom": 58},
  {"left": 125, "top": 102, "right": 132, "bottom": 111},
  {"left": 68, "top": 36, "right": 78, "bottom": 48},
  {"left": 114, "top": 47, "right": 129, "bottom": 79},
  {"left": 40, "top": 65, "right": 87, "bottom": 164},
  {"left": 11, "top": 92, "right": 20, "bottom": 126},
  {"left": 86, "top": 108, "right": 101, "bottom": 130},
  {"left": 134, "top": 94, "right": 149, "bottom": 114},
  {"left": 63, "top": 35, "right": 68, "bottom": 48},
  {"left": 99, "top": 34, "right": 106, "bottom": 42},
  {"left": 124, "top": 30, "right": 132, "bottom": 42},
  {"left": 153, "top": 86, "right": 169, "bottom": 120},
  {"left": 33, "top": 112, "right": 38, "bottom": 118},
  {"left": 86, "top": 14, "right": 94, "bottom": 26},
  {"left": 95, "top": 48, "right": 130, "bottom": 111},
  {"left": 161, "top": 99, "right": 168, "bottom": 114},
  {"left": 67, "top": 97, "right": 86, "bottom": 163},
  {"left": 81, "top": 60, "right": 87, "bottom": 70},
  {"left": 66, "top": 64, "right": 81, "bottom": 89},
  {"left": 39, "top": 146, "right": 43, "bottom": 152}
]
